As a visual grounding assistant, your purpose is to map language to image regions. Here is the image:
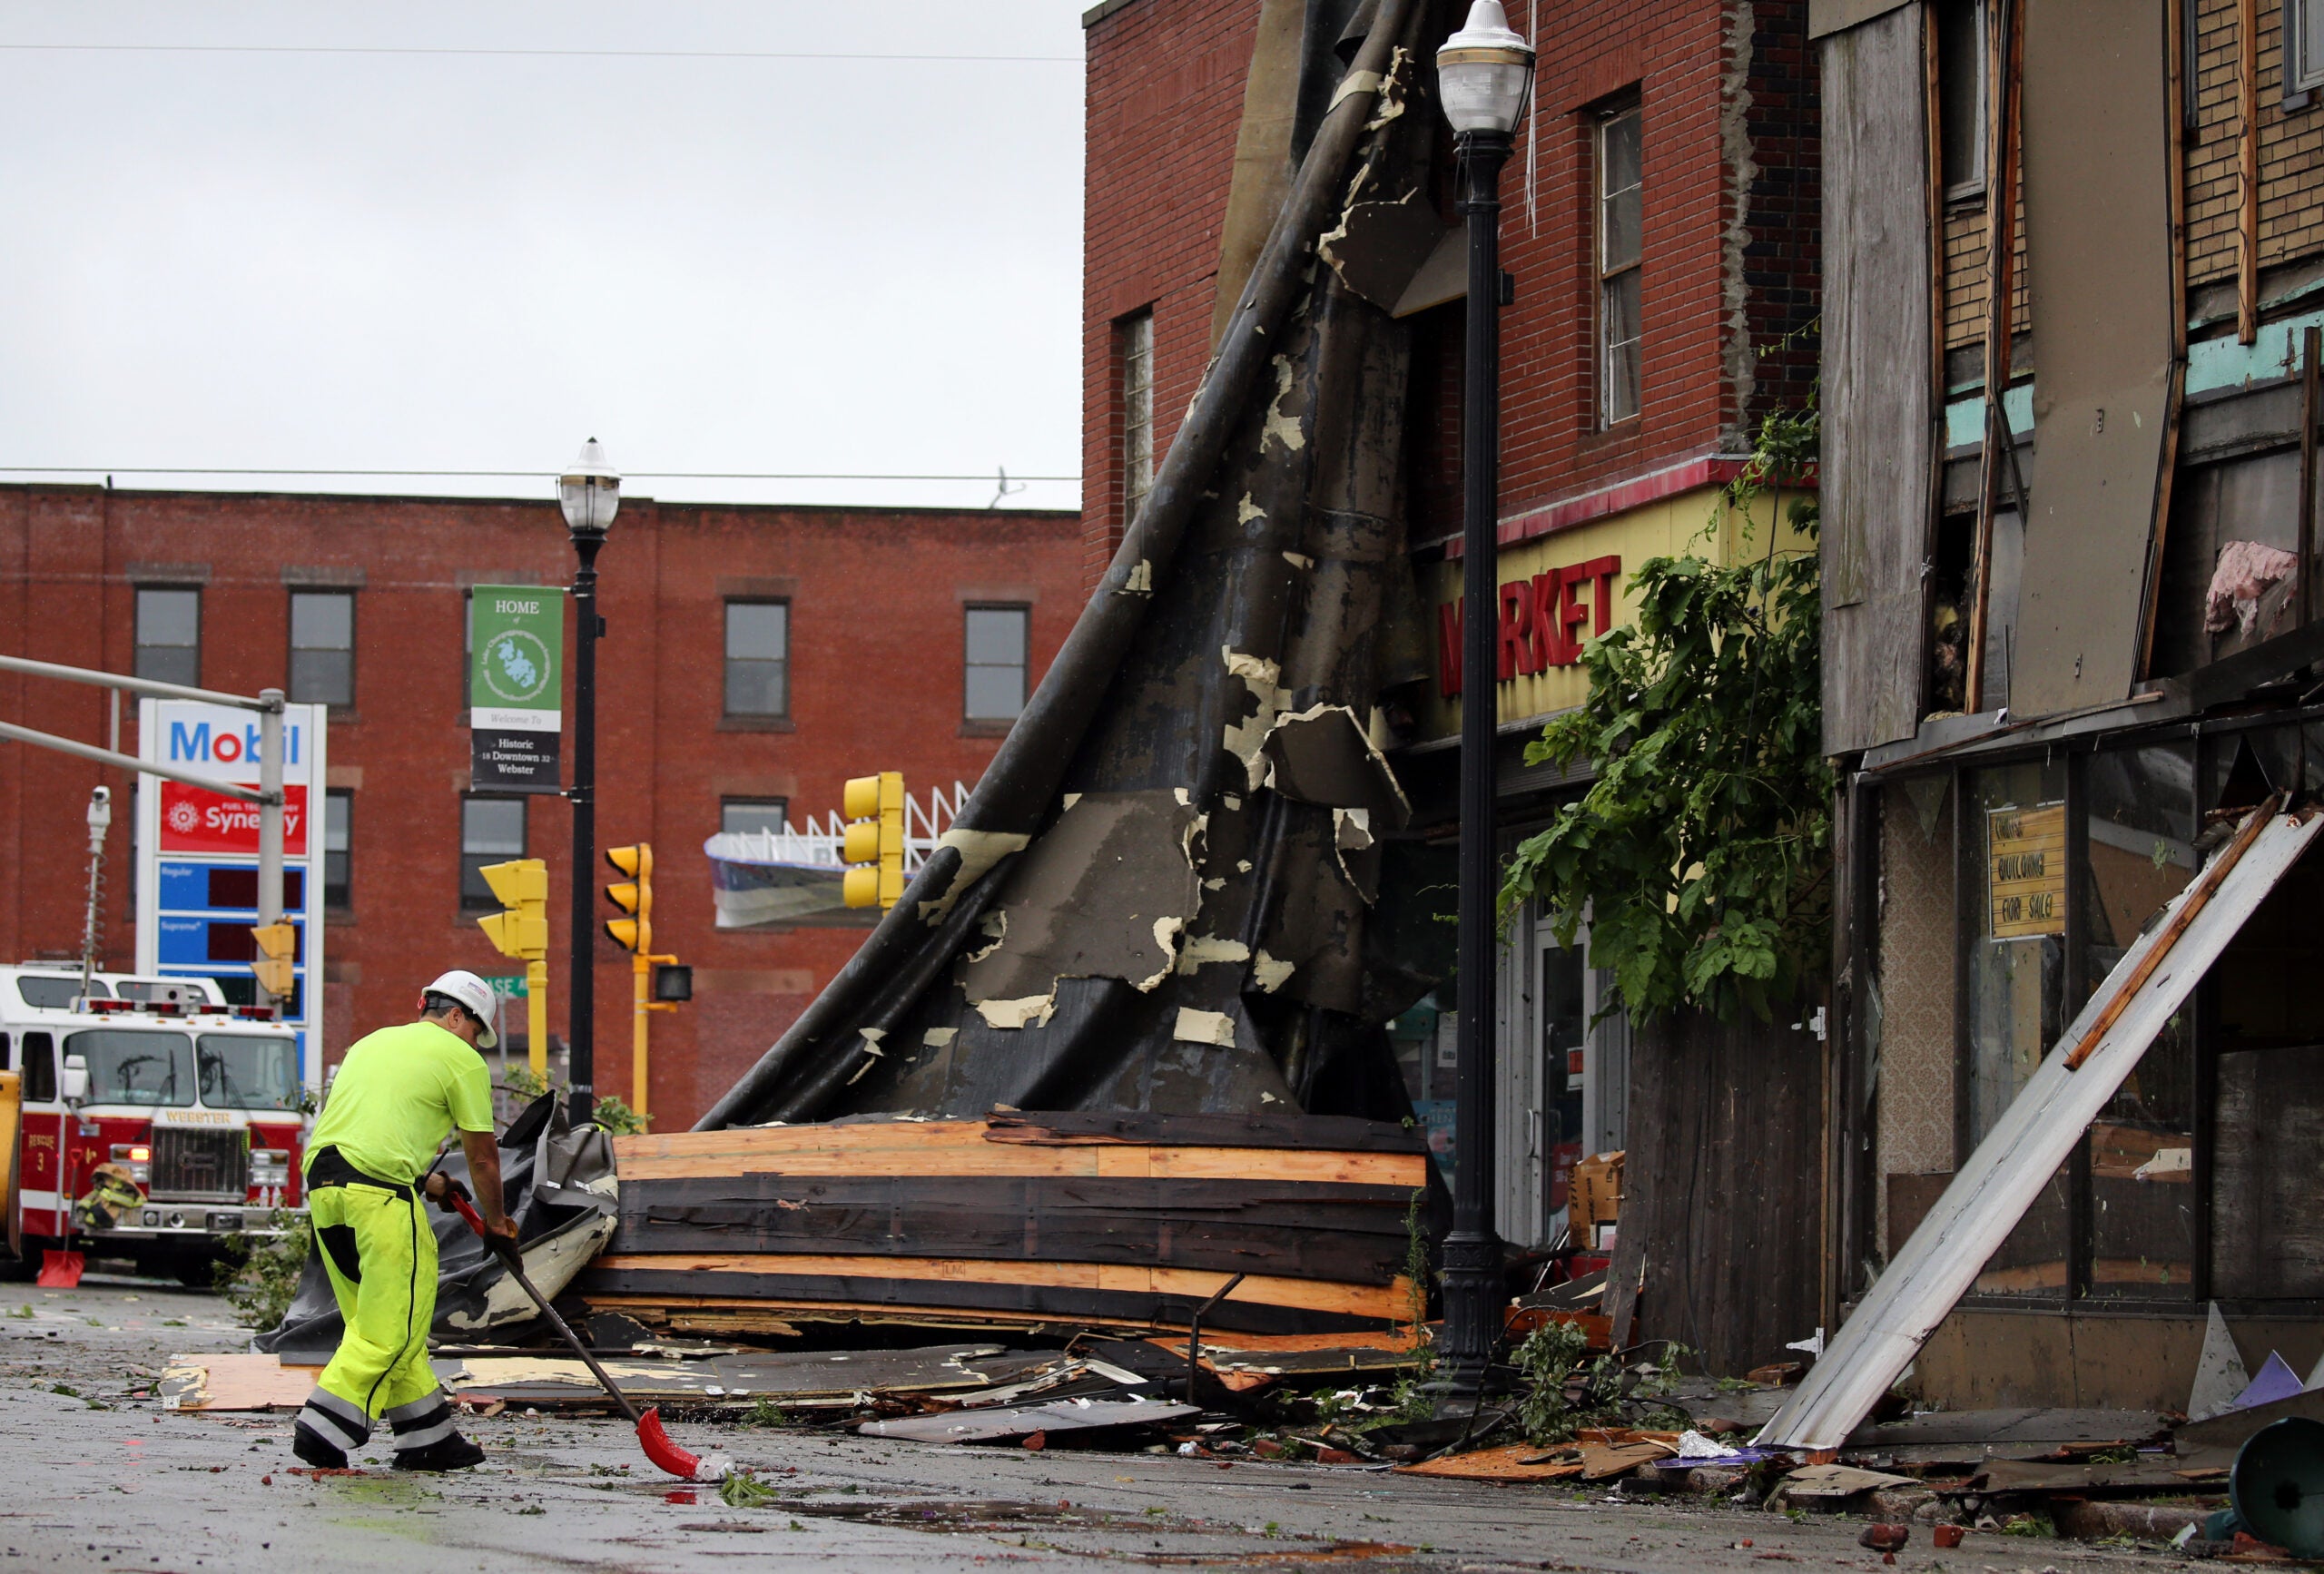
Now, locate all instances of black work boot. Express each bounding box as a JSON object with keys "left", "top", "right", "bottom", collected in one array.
[
  {"left": 393, "top": 1431, "right": 487, "bottom": 1471},
  {"left": 290, "top": 1421, "right": 350, "bottom": 1470}
]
